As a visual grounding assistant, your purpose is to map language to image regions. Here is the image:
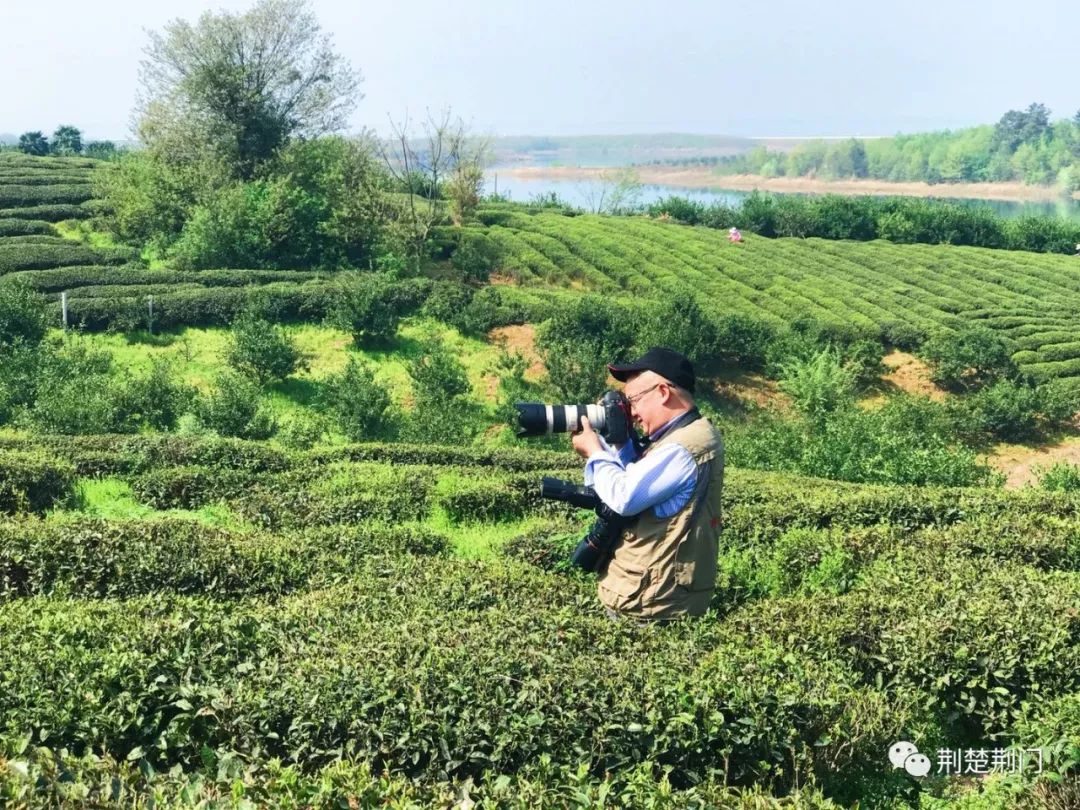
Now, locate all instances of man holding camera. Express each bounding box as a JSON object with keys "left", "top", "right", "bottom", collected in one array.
[{"left": 570, "top": 347, "right": 724, "bottom": 623}]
